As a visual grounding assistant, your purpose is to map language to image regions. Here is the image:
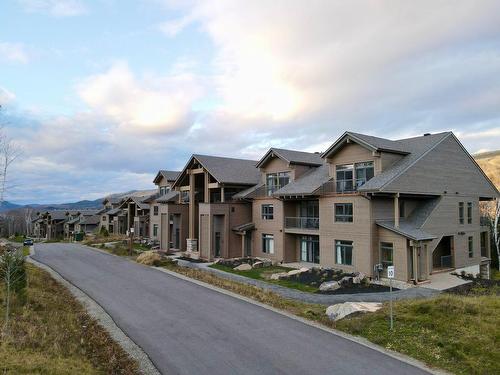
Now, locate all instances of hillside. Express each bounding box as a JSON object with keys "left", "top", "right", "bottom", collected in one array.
[{"left": 475, "top": 150, "right": 500, "bottom": 189}]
